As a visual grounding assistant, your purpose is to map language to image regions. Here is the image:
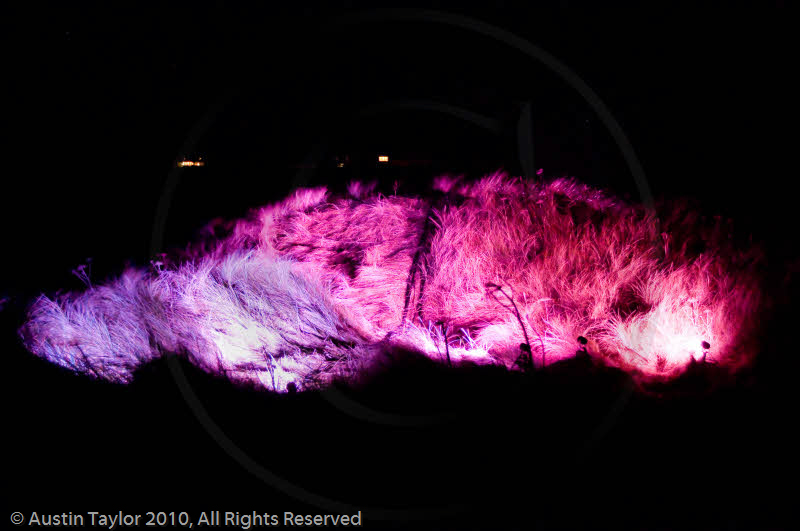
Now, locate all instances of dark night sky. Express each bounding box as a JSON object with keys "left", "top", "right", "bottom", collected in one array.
[
  {"left": 2, "top": 3, "right": 796, "bottom": 530},
  {"left": 4, "top": 3, "right": 793, "bottom": 278}
]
